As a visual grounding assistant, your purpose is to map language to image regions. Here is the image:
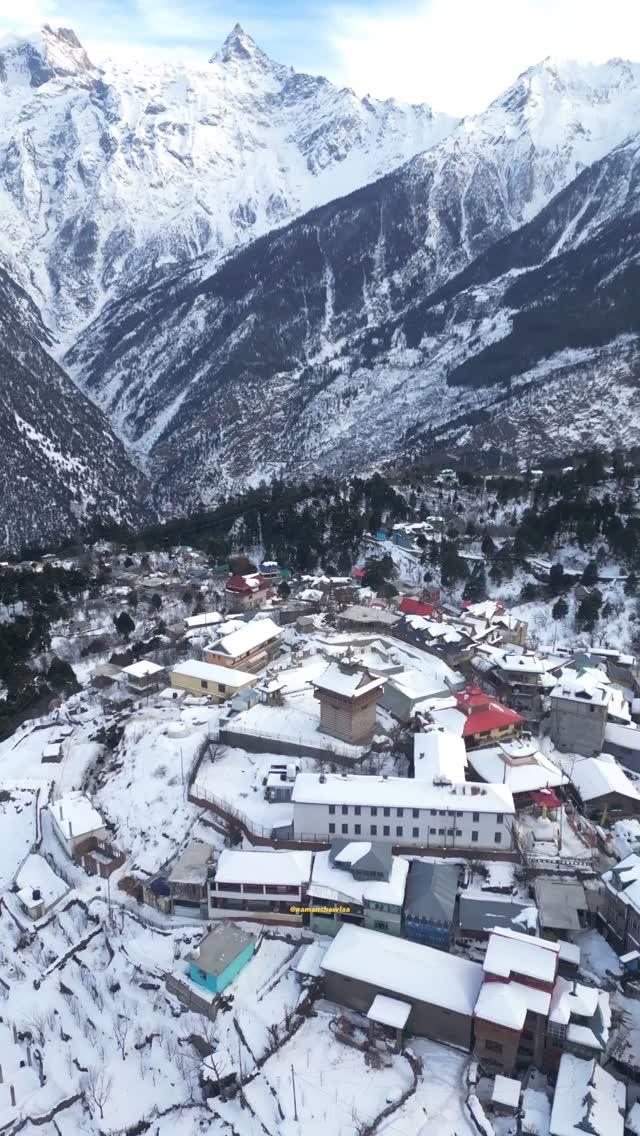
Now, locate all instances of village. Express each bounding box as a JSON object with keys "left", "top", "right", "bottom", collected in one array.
[{"left": 3, "top": 463, "right": 640, "bottom": 1136}]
